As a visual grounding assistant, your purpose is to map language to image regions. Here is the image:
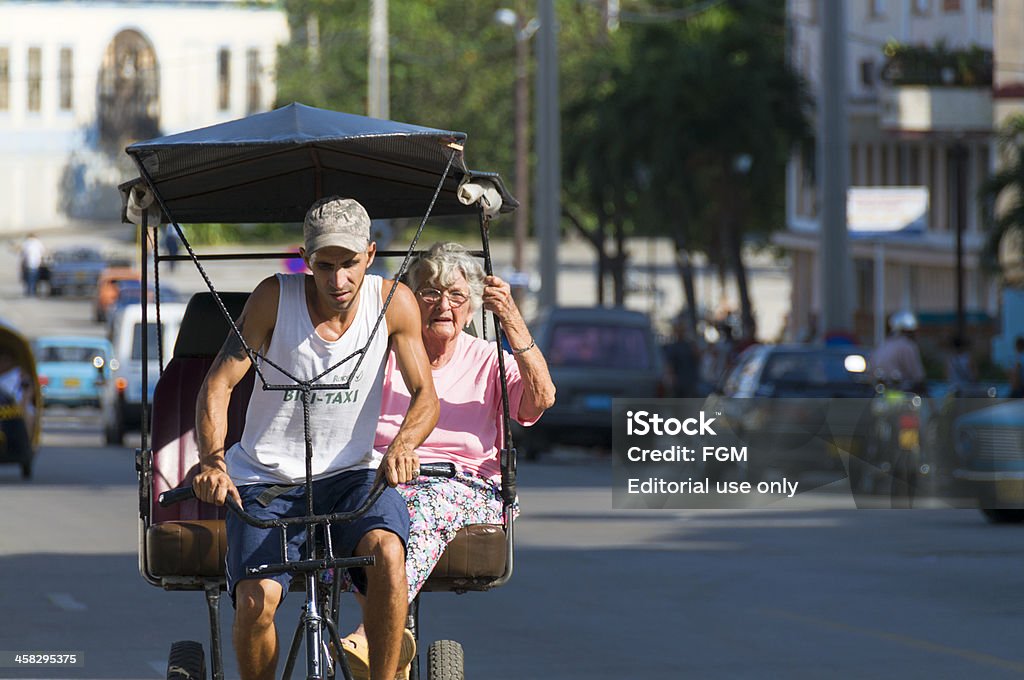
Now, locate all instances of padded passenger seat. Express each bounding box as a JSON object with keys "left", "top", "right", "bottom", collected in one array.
[
  {"left": 146, "top": 292, "right": 251, "bottom": 578},
  {"left": 145, "top": 291, "right": 508, "bottom": 587}
]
